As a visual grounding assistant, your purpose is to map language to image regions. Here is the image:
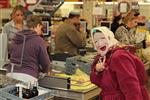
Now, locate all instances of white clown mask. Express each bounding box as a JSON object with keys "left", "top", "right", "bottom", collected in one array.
[{"left": 91, "top": 27, "right": 118, "bottom": 56}]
